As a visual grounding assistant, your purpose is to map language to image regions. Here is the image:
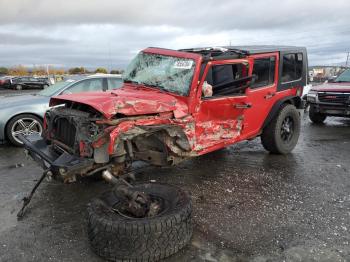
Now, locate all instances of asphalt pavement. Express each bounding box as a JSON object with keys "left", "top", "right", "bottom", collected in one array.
[{"left": 0, "top": 88, "right": 349, "bottom": 261}]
